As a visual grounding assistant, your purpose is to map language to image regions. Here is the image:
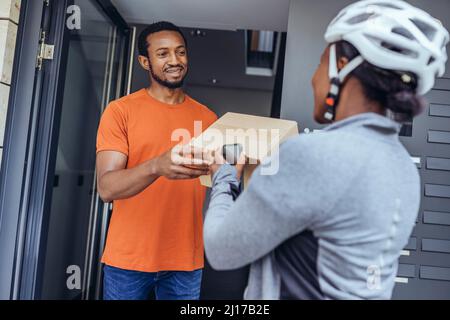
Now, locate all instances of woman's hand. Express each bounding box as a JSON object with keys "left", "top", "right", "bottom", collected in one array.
[
  {"left": 234, "top": 153, "right": 247, "bottom": 181},
  {"left": 209, "top": 148, "right": 247, "bottom": 181},
  {"left": 209, "top": 148, "right": 226, "bottom": 177}
]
